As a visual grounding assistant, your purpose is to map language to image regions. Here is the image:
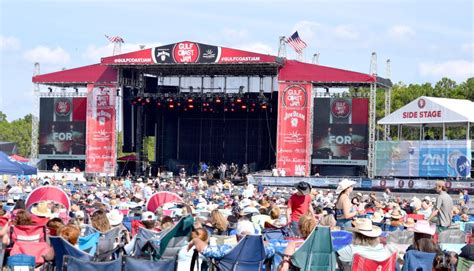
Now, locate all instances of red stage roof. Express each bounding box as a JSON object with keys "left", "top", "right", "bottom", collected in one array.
[
  {"left": 32, "top": 64, "right": 117, "bottom": 86},
  {"left": 278, "top": 60, "right": 376, "bottom": 86}
]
